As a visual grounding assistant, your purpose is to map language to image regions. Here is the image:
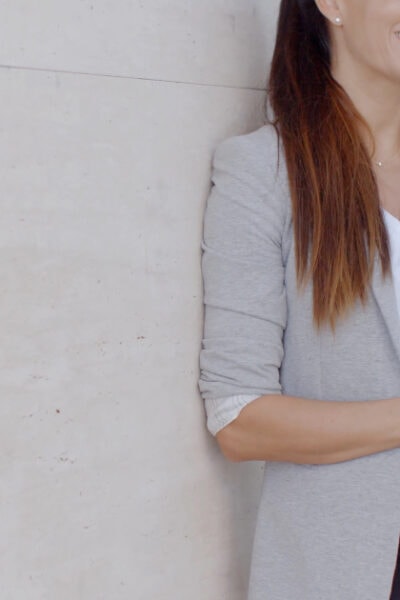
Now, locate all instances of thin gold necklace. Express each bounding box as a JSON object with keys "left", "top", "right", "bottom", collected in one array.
[{"left": 373, "top": 144, "right": 400, "bottom": 168}]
